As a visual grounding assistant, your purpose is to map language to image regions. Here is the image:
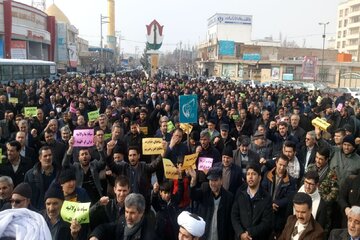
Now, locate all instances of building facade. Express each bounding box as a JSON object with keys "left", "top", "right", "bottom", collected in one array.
[
  {"left": 336, "top": 0, "right": 360, "bottom": 61},
  {"left": 0, "top": 0, "right": 55, "bottom": 60}
]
